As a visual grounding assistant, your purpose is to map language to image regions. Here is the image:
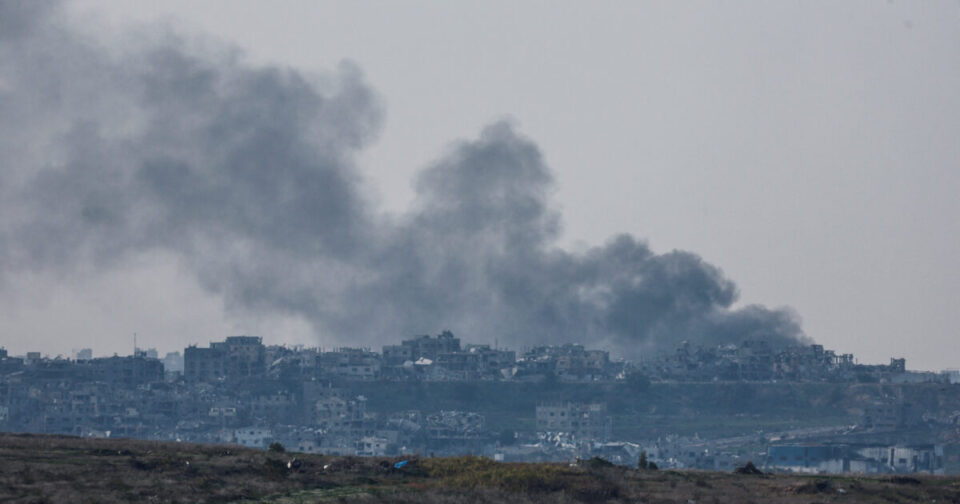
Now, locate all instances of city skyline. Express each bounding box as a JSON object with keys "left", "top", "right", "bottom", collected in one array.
[{"left": 0, "top": 329, "right": 936, "bottom": 375}]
